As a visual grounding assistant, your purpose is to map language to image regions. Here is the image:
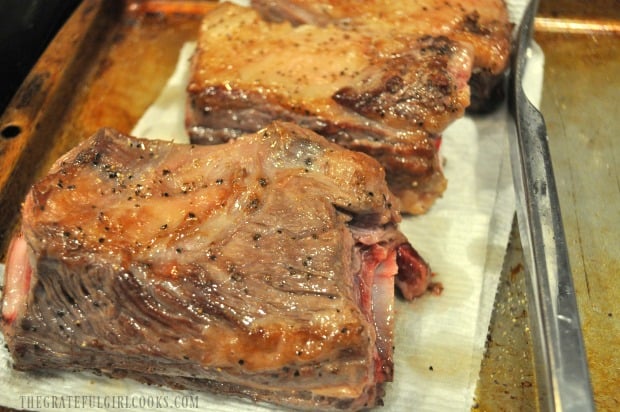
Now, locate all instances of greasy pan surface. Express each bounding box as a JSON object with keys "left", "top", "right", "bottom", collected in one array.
[{"left": 476, "top": 1, "right": 620, "bottom": 410}]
